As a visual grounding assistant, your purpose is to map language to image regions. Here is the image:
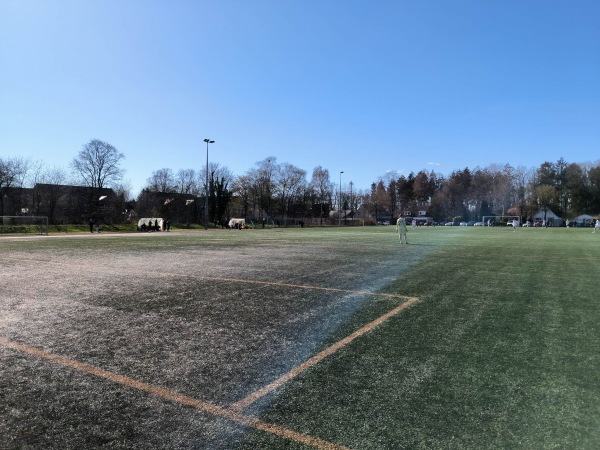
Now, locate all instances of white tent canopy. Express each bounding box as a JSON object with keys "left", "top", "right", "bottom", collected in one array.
[
  {"left": 138, "top": 217, "right": 164, "bottom": 230},
  {"left": 228, "top": 218, "right": 245, "bottom": 228}
]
